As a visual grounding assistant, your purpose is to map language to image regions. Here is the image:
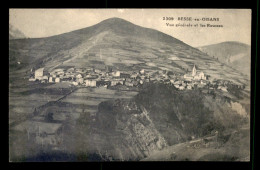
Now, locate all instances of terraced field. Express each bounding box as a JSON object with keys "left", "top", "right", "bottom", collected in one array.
[
  {"left": 9, "top": 76, "right": 64, "bottom": 124},
  {"left": 62, "top": 87, "right": 138, "bottom": 115}
]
